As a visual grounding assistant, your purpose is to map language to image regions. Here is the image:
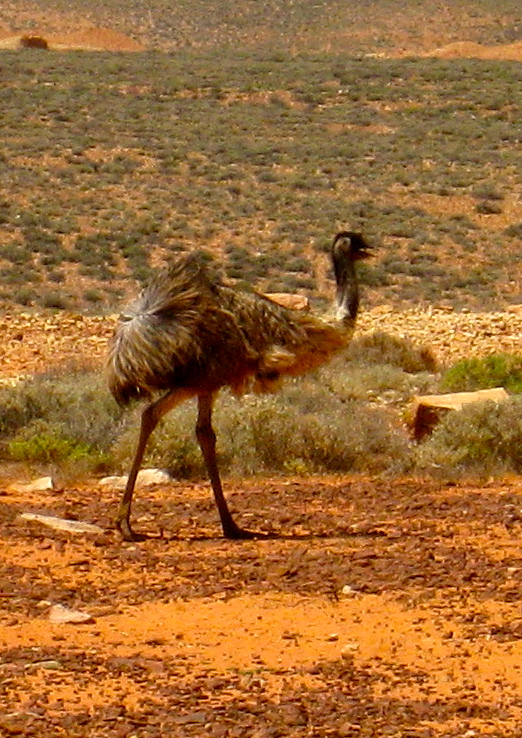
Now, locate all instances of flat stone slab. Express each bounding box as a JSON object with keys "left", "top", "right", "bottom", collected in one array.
[
  {"left": 411, "top": 387, "right": 509, "bottom": 440},
  {"left": 19, "top": 513, "right": 104, "bottom": 535}
]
